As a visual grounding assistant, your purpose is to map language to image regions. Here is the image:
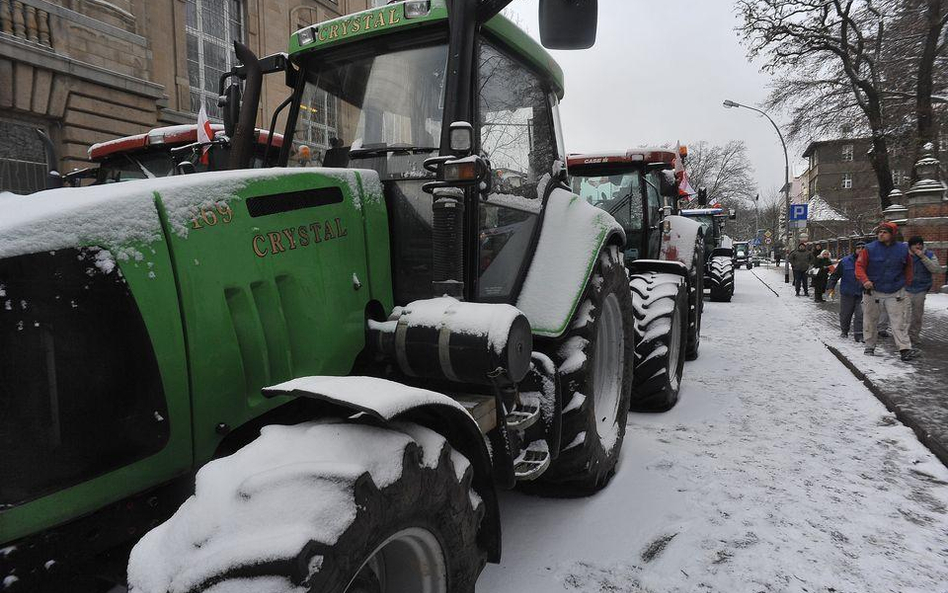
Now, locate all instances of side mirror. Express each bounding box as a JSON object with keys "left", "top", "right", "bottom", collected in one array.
[
  {"left": 539, "top": 0, "right": 597, "bottom": 49},
  {"left": 220, "top": 80, "right": 241, "bottom": 138},
  {"left": 697, "top": 187, "right": 708, "bottom": 206},
  {"left": 729, "top": 209, "right": 737, "bottom": 220},
  {"left": 553, "top": 160, "right": 568, "bottom": 185},
  {"left": 659, "top": 170, "right": 677, "bottom": 198}
]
